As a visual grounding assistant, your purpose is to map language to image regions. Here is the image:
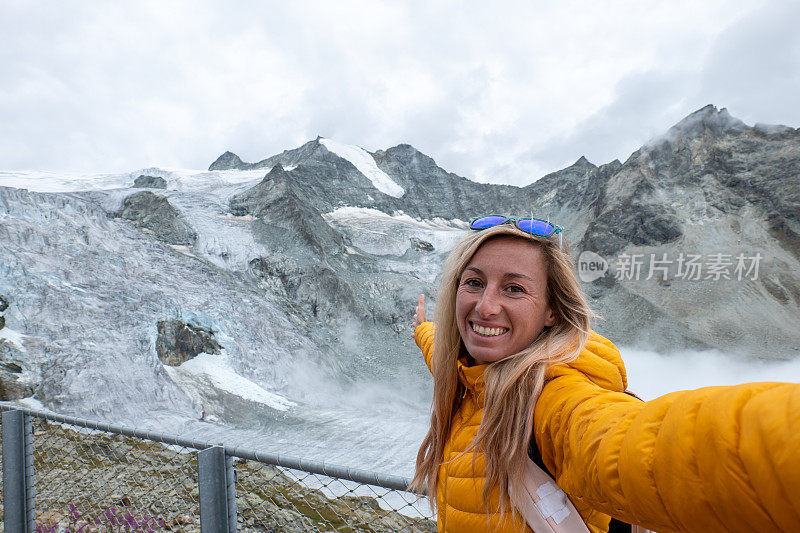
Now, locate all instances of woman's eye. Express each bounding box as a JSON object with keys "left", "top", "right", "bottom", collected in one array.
[
  {"left": 463, "top": 278, "right": 483, "bottom": 288},
  {"left": 507, "top": 285, "right": 525, "bottom": 293}
]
